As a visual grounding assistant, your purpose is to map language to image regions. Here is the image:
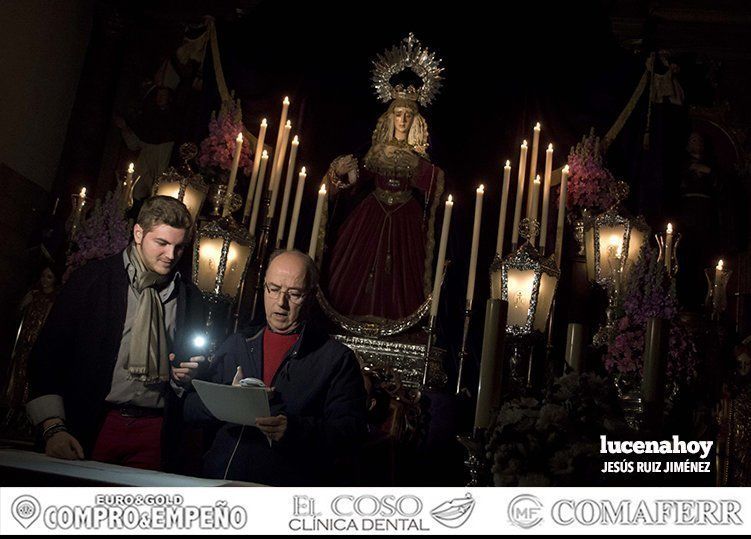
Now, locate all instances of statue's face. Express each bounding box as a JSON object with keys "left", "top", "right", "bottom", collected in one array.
[{"left": 393, "top": 106, "right": 415, "bottom": 140}]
